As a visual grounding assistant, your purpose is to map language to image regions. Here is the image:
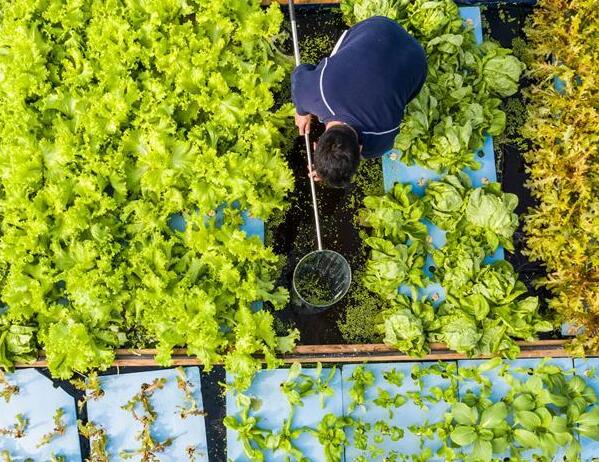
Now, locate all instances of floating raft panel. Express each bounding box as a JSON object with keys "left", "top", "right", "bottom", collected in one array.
[
  {"left": 342, "top": 362, "right": 452, "bottom": 461},
  {"left": 575, "top": 358, "right": 599, "bottom": 461},
  {"left": 0, "top": 369, "right": 81, "bottom": 461},
  {"left": 382, "top": 7, "right": 505, "bottom": 306},
  {"left": 226, "top": 359, "right": 599, "bottom": 461},
  {"left": 86, "top": 367, "right": 208, "bottom": 462},
  {"left": 226, "top": 367, "right": 343, "bottom": 461},
  {"left": 458, "top": 358, "right": 574, "bottom": 461}
]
